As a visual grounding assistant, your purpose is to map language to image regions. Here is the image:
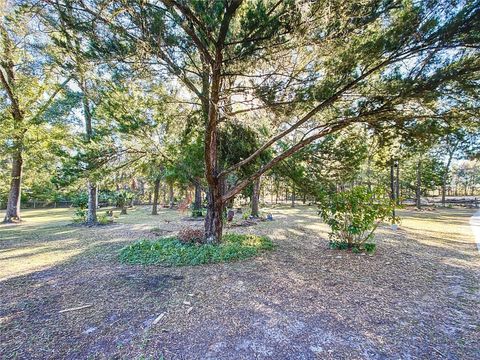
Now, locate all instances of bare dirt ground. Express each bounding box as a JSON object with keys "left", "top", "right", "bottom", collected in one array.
[{"left": 0, "top": 205, "right": 479, "bottom": 360}]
